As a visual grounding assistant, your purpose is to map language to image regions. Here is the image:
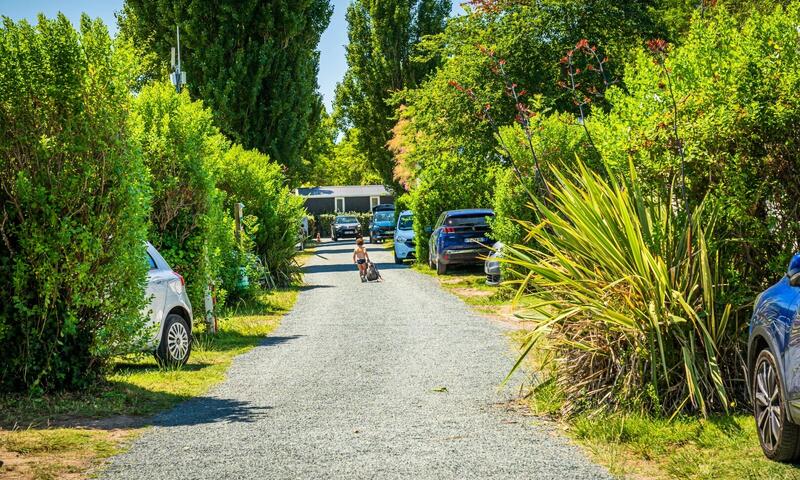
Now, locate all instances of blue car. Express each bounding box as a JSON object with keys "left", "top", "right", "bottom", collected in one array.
[
  {"left": 369, "top": 204, "right": 395, "bottom": 243},
  {"left": 427, "top": 209, "right": 494, "bottom": 275},
  {"left": 749, "top": 253, "right": 800, "bottom": 461}
]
